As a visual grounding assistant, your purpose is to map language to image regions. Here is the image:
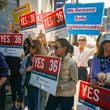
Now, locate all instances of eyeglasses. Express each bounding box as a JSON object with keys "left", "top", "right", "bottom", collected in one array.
[
  {"left": 54, "top": 46, "right": 63, "bottom": 50},
  {"left": 51, "top": 42, "right": 55, "bottom": 44},
  {"left": 24, "top": 42, "right": 28, "bottom": 44},
  {"left": 30, "top": 45, "right": 36, "bottom": 49},
  {"left": 78, "top": 39, "right": 86, "bottom": 41}
]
